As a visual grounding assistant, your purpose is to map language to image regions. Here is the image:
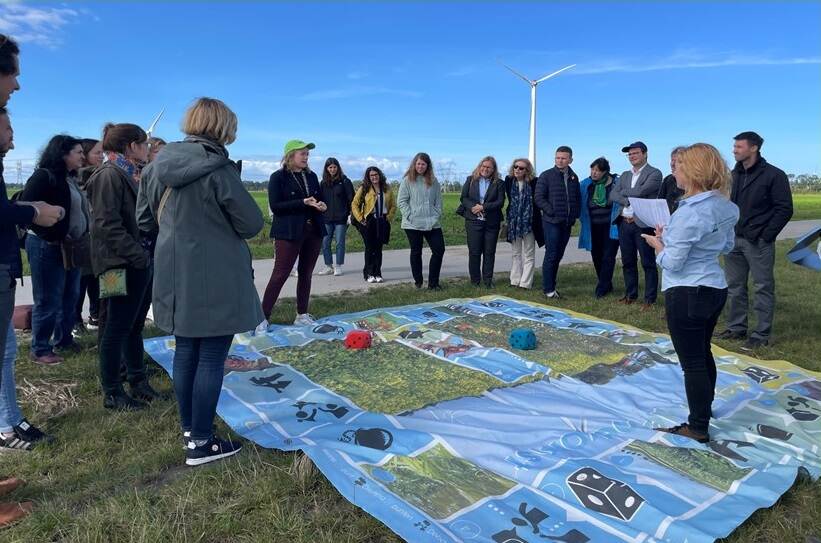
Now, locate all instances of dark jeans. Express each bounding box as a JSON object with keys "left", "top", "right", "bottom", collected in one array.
[
  {"left": 322, "top": 221, "right": 348, "bottom": 267},
  {"left": 618, "top": 221, "right": 659, "bottom": 303},
  {"left": 26, "top": 233, "right": 81, "bottom": 355},
  {"left": 173, "top": 334, "right": 233, "bottom": 440},
  {"left": 465, "top": 219, "right": 499, "bottom": 285},
  {"left": 98, "top": 266, "right": 150, "bottom": 396},
  {"left": 262, "top": 227, "right": 322, "bottom": 317},
  {"left": 404, "top": 228, "right": 445, "bottom": 287},
  {"left": 359, "top": 219, "right": 384, "bottom": 278},
  {"left": 0, "top": 264, "right": 15, "bottom": 392},
  {"left": 664, "top": 286, "right": 727, "bottom": 434},
  {"left": 724, "top": 236, "right": 776, "bottom": 341},
  {"left": 541, "top": 221, "right": 572, "bottom": 294},
  {"left": 590, "top": 222, "right": 620, "bottom": 297},
  {"left": 76, "top": 273, "right": 100, "bottom": 322}
]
